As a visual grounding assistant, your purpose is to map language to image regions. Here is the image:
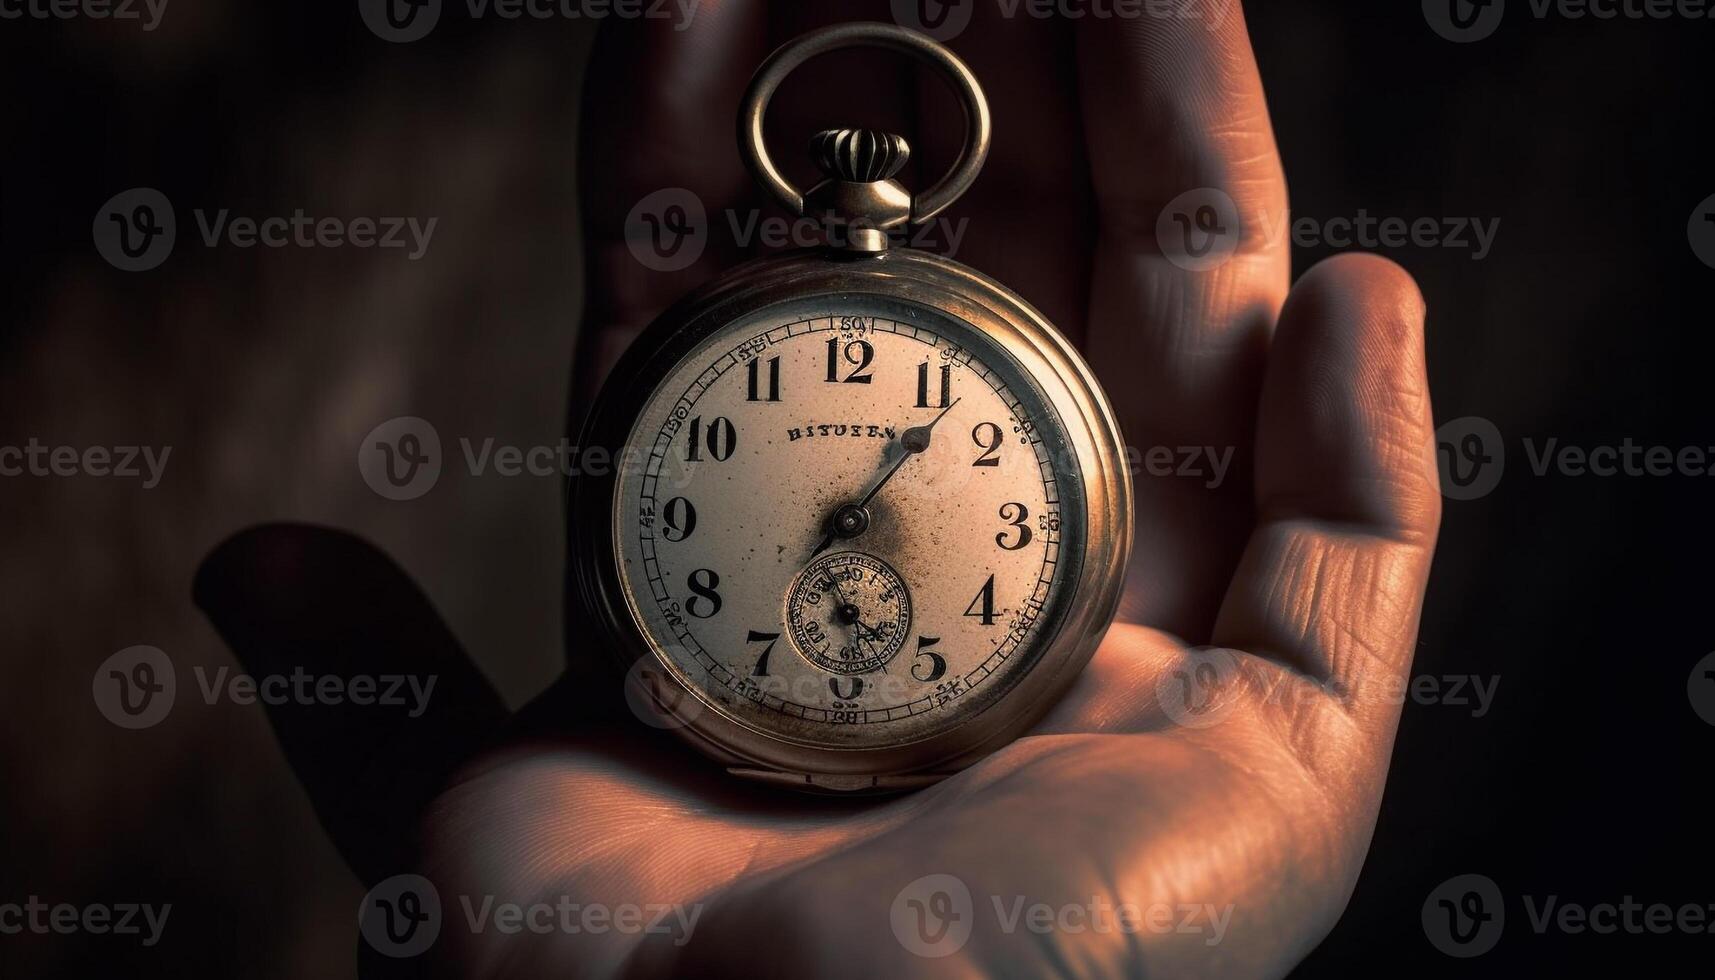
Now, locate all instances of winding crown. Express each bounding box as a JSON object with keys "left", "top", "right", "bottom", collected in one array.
[{"left": 810, "top": 129, "right": 912, "bottom": 183}]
